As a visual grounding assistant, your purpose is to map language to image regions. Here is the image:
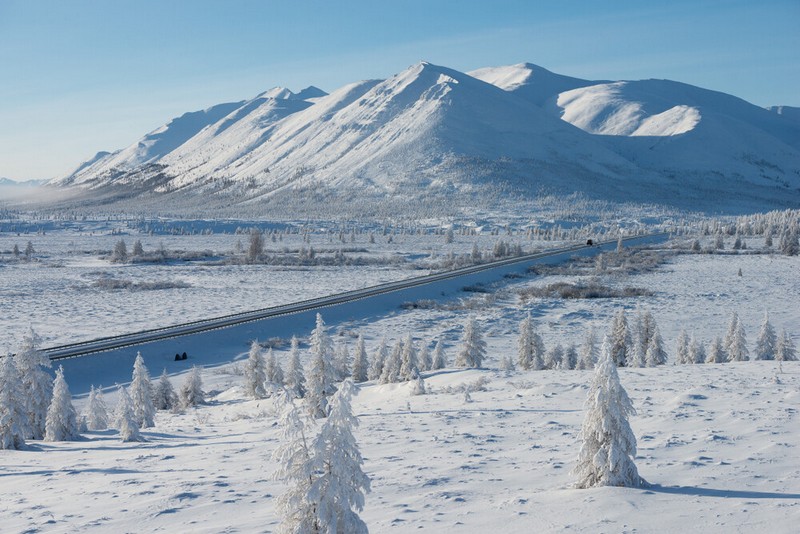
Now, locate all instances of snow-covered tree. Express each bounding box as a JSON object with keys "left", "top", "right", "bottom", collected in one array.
[
  {"left": 634, "top": 310, "right": 657, "bottom": 358},
  {"left": 573, "top": 337, "right": 644, "bottom": 489},
  {"left": 775, "top": 329, "right": 797, "bottom": 361},
  {"left": 724, "top": 312, "right": 749, "bottom": 361},
  {"left": 399, "top": 334, "right": 419, "bottom": 381},
  {"left": 111, "top": 239, "right": 128, "bottom": 263},
  {"left": 454, "top": 317, "right": 486, "bottom": 368},
  {"left": 688, "top": 336, "right": 706, "bottom": 364},
  {"left": 754, "top": 312, "right": 777, "bottom": 360},
  {"left": 418, "top": 341, "right": 432, "bottom": 372},
  {"left": 576, "top": 328, "right": 598, "bottom": 370},
  {"left": 367, "top": 339, "right": 388, "bottom": 381},
  {"left": 0, "top": 352, "right": 28, "bottom": 449},
  {"left": 351, "top": 334, "right": 369, "bottom": 383},
  {"left": 431, "top": 339, "right": 447, "bottom": 370},
  {"left": 132, "top": 239, "right": 144, "bottom": 256},
  {"left": 627, "top": 341, "right": 646, "bottom": 368},
  {"left": 675, "top": 330, "right": 690, "bottom": 365},
  {"left": 266, "top": 348, "right": 285, "bottom": 386},
  {"left": 500, "top": 353, "right": 516, "bottom": 372},
  {"left": 379, "top": 340, "right": 403, "bottom": 384},
  {"left": 306, "top": 314, "right": 337, "bottom": 418},
  {"left": 411, "top": 371, "right": 427, "bottom": 395},
  {"left": 544, "top": 344, "right": 564, "bottom": 370},
  {"left": 179, "top": 366, "right": 204, "bottom": 408},
  {"left": 285, "top": 336, "right": 307, "bottom": 399},
  {"left": 115, "top": 385, "right": 142, "bottom": 442},
  {"left": 706, "top": 336, "right": 728, "bottom": 364},
  {"left": 644, "top": 327, "right": 667, "bottom": 367},
  {"left": 14, "top": 327, "right": 52, "bottom": 439},
  {"left": 517, "top": 313, "right": 534, "bottom": 370},
  {"left": 563, "top": 344, "right": 578, "bottom": 370},
  {"left": 153, "top": 370, "right": 178, "bottom": 411},
  {"left": 244, "top": 340, "right": 268, "bottom": 399},
  {"left": 85, "top": 385, "right": 109, "bottom": 430},
  {"left": 44, "top": 366, "right": 80, "bottom": 441},
  {"left": 334, "top": 340, "right": 351, "bottom": 380},
  {"left": 309, "top": 379, "right": 370, "bottom": 533},
  {"left": 130, "top": 352, "right": 156, "bottom": 428},
  {"left": 608, "top": 309, "right": 631, "bottom": 367}
]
